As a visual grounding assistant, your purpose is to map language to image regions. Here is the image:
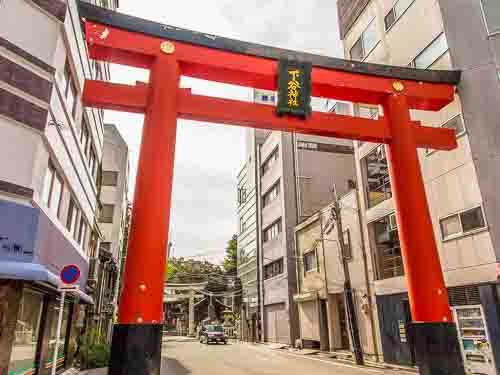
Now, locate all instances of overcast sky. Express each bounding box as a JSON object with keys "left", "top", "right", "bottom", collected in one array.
[{"left": 104, "top": 0, "right": 343, "bottom": 263}]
